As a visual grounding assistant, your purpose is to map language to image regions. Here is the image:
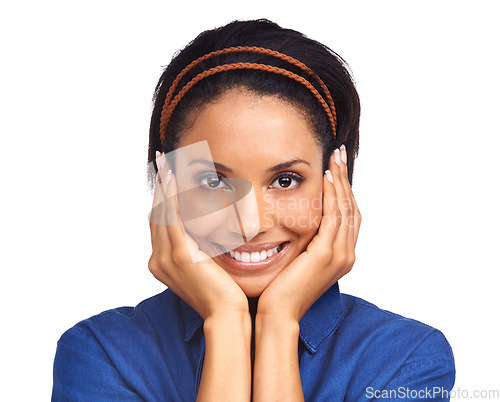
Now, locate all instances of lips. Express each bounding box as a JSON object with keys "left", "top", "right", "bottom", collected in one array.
[
  {"left": 217, "top": 241, "right": 283, "bottom": 253},
  {"left": 214, "top": 241, "right": 291, "bottom": 272}
]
